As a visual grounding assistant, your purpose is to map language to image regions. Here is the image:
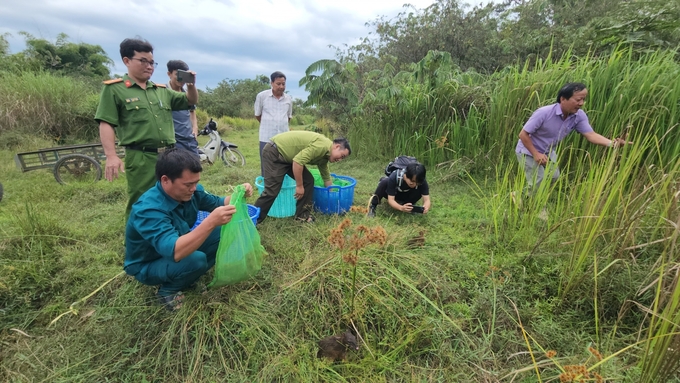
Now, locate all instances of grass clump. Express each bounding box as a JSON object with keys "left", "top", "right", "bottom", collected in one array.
[{"left": 0, "top": 71, "right": 100, "bottom": 141}]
